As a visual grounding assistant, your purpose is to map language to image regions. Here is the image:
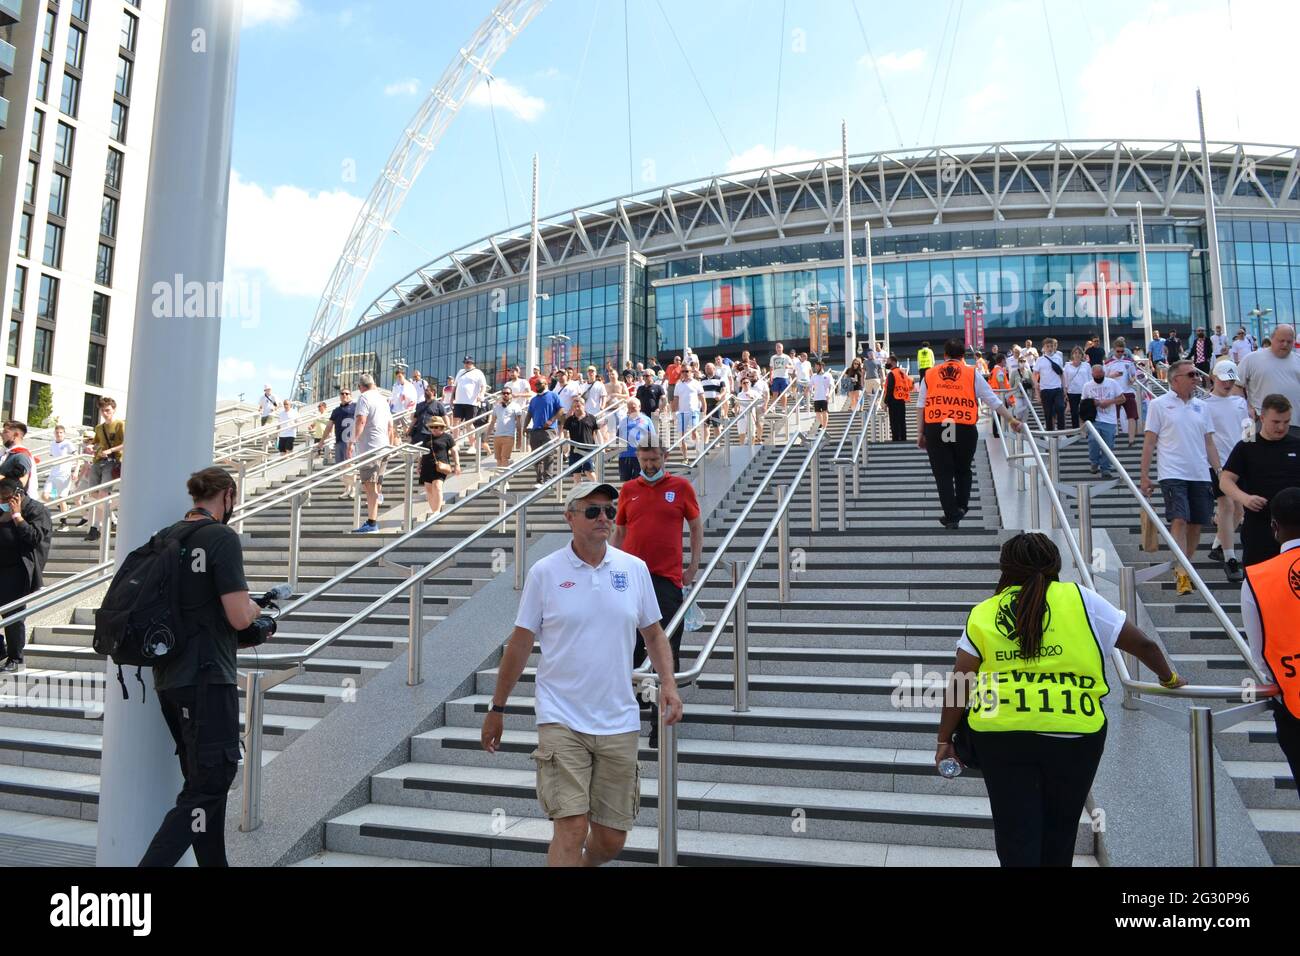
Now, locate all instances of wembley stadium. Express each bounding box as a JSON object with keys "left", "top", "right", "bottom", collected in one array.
[{"left": 299, "top": 139, "right": 1300, "bottom": 400}]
